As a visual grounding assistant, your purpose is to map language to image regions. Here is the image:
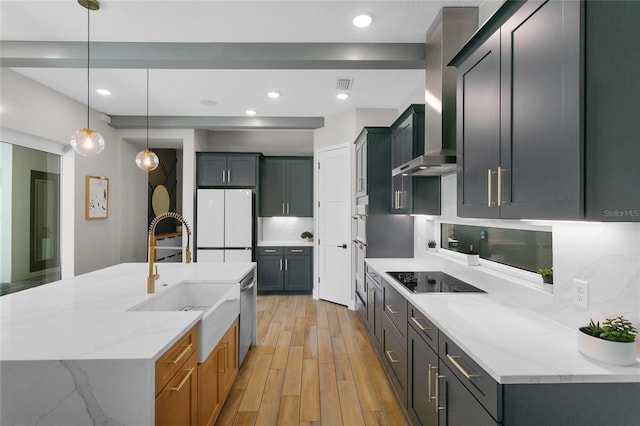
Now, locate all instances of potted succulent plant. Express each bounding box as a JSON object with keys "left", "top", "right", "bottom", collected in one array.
[
  {"left": 427, "top": 240, "right": 437, "bottom": 252},
  {"left": 538, "top": 268, "right": 553, "bottom": 292},
  {"left": 578, "top": 316, "right": 638, "bottom": 366},
  {"left": 300, "top": 231, "right": 313, "bottom": 242}
]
